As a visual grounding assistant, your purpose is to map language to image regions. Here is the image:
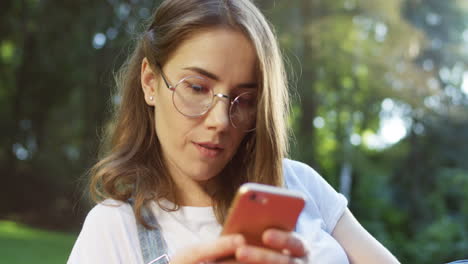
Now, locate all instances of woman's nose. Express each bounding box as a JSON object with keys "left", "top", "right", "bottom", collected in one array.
[{"left": 204, "top": 94, "right": 231, "bottom": 131}]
